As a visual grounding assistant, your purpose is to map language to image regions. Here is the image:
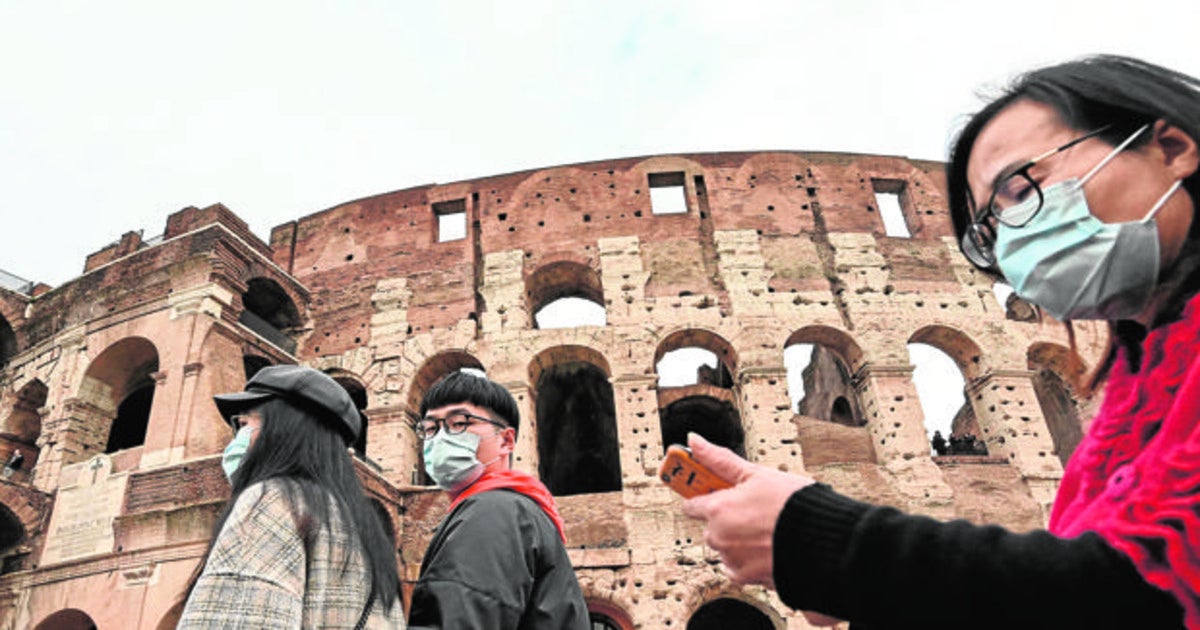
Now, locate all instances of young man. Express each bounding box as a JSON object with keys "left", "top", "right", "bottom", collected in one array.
[{"left": 407, "top": 371, "right": 589, "bottom": 629}]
